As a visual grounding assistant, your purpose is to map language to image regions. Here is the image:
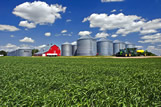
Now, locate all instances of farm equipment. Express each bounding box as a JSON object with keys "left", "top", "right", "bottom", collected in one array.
[{"left": 116, "top": 48, "right": 147, "bottom": 57}]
